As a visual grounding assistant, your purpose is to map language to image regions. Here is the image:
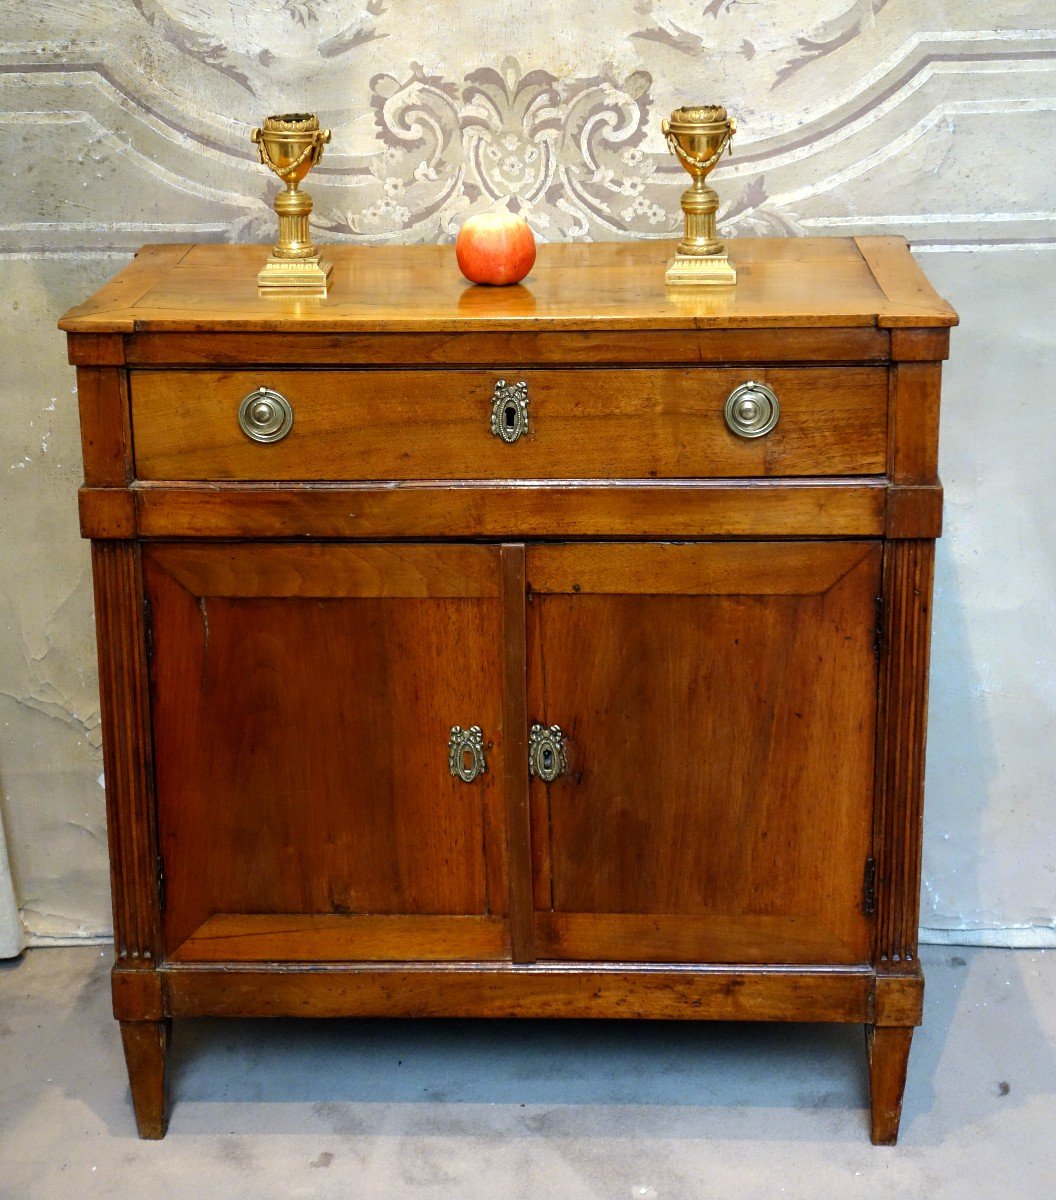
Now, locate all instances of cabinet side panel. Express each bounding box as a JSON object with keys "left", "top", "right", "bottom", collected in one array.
[
  {"left": 76, "top": 367, "right": 131, "bottom": 486},
  {"left": 889, "top": 362, "right": 941, "bottom": 484},
  {"left": 92, "top": 541, "right": 159, "bottom": 963},
  {"left": 874, "top": 539, "right": 935, "bottom": 965}
]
